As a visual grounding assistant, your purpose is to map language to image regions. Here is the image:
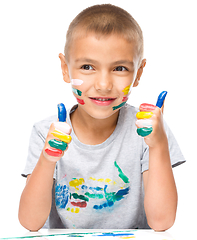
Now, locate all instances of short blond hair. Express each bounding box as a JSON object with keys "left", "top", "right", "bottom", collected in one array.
[{"left": 64, "top": 4, "right": 144, "bottom": 63}]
